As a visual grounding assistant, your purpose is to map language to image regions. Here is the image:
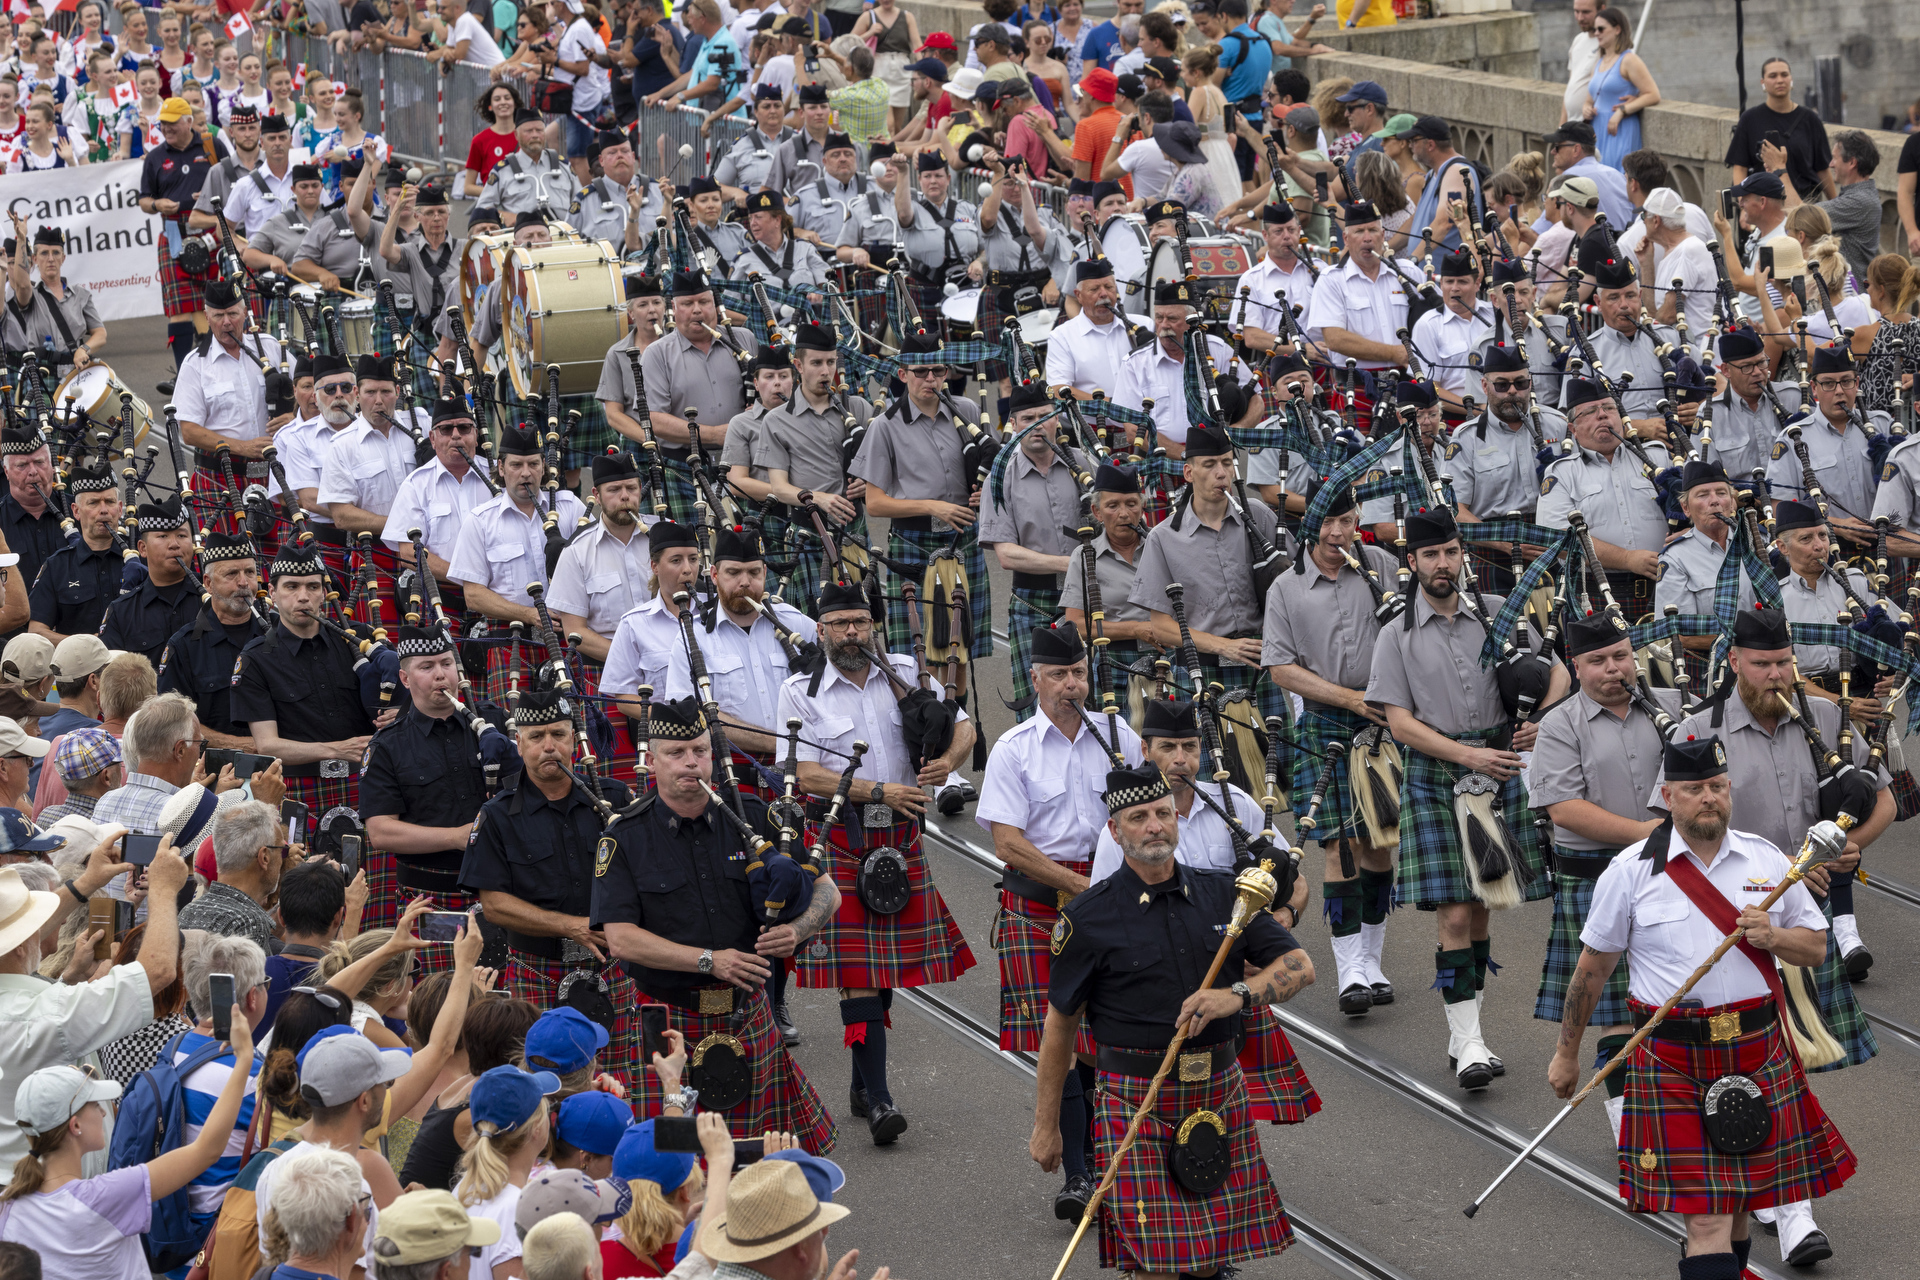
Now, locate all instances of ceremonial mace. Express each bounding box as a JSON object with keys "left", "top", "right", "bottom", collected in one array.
[
  {"left": 1047, "top": 857, "right": 1282, "bottom": 1280},
  {"left": 1462, "top": 814, "right": 1854, "bottom": 1219}
]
